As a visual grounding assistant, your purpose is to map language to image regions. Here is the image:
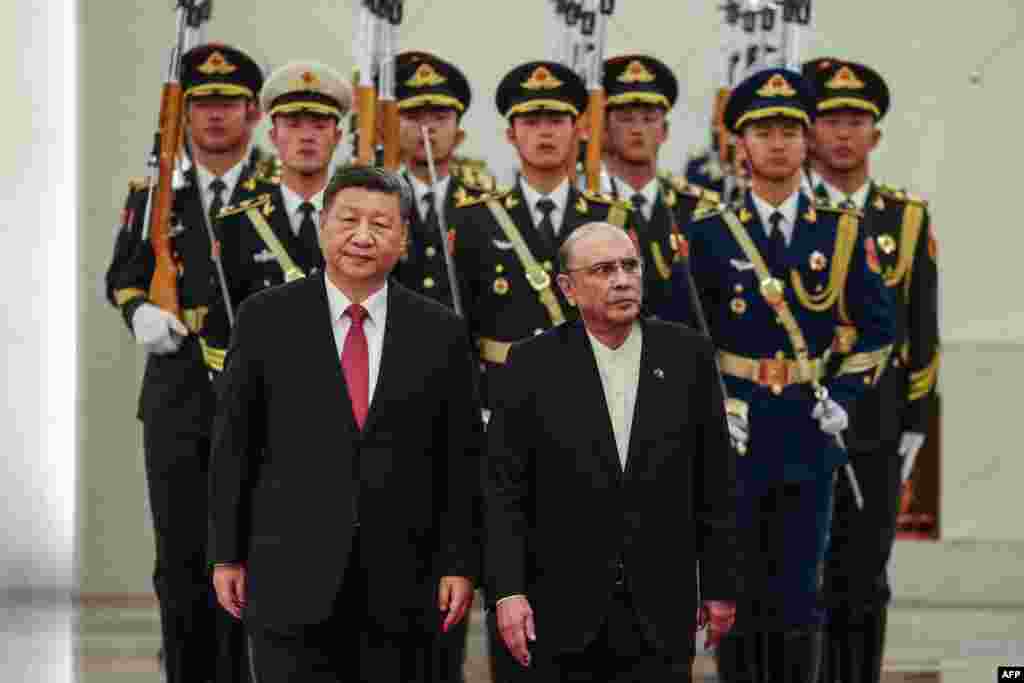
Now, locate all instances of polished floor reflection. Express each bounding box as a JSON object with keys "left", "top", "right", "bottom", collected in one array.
[{"left": 72, "top": 599, "right": 1023, "bottom": 682}]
